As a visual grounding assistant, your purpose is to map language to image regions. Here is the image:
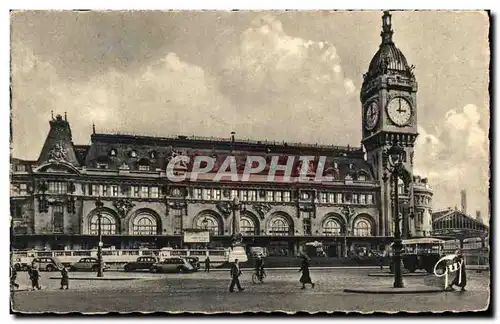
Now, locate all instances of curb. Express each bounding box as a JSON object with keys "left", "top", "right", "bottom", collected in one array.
[
  {"left": 344, "top": 287, "right": 445, "bottom": 294},
  {"left": 367, "top": 273, "right": 429, "bottom": 277},
  {"left": 49, "top": 277, "right": 141, "bottom": 281},
  {"left": 210, "top": 266, "right": 380, "bottom": 271}
]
